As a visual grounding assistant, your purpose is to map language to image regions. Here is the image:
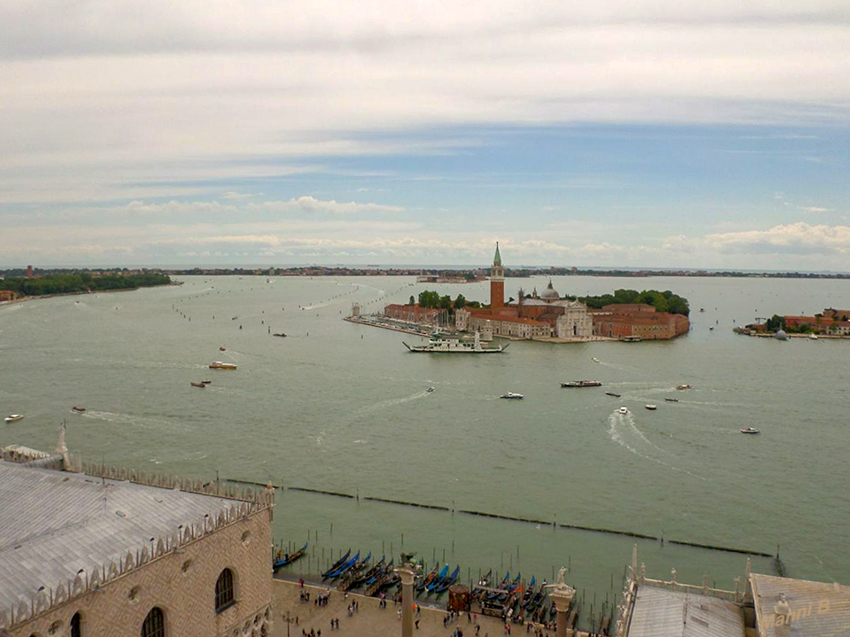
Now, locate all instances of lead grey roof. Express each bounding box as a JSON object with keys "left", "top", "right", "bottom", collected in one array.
[
  {"left": 751, "top": 573, "right": 850, "bottom": 637},
  {"left": 0, "top": 461, "right": 236, "bottom": 611},
  {"left": 627, "top": 585, "right": 745, "bottom": 637}
]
